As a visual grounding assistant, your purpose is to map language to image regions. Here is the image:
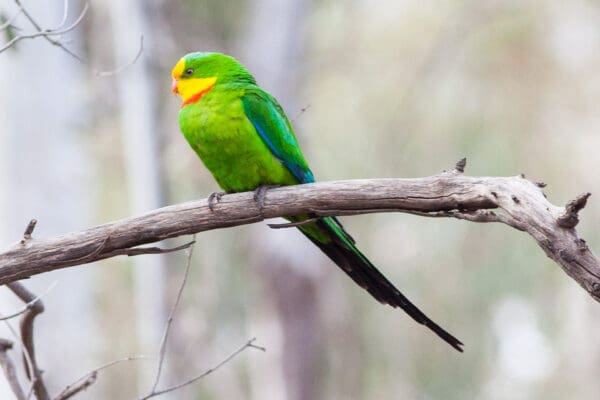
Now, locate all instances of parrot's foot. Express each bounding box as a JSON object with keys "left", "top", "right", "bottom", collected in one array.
[
  {"left": 207, "top": 191, "right": 225, "bottom": 211},
  {"left": 253, "top": 185, "right": 280, "bottom": 211}
]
